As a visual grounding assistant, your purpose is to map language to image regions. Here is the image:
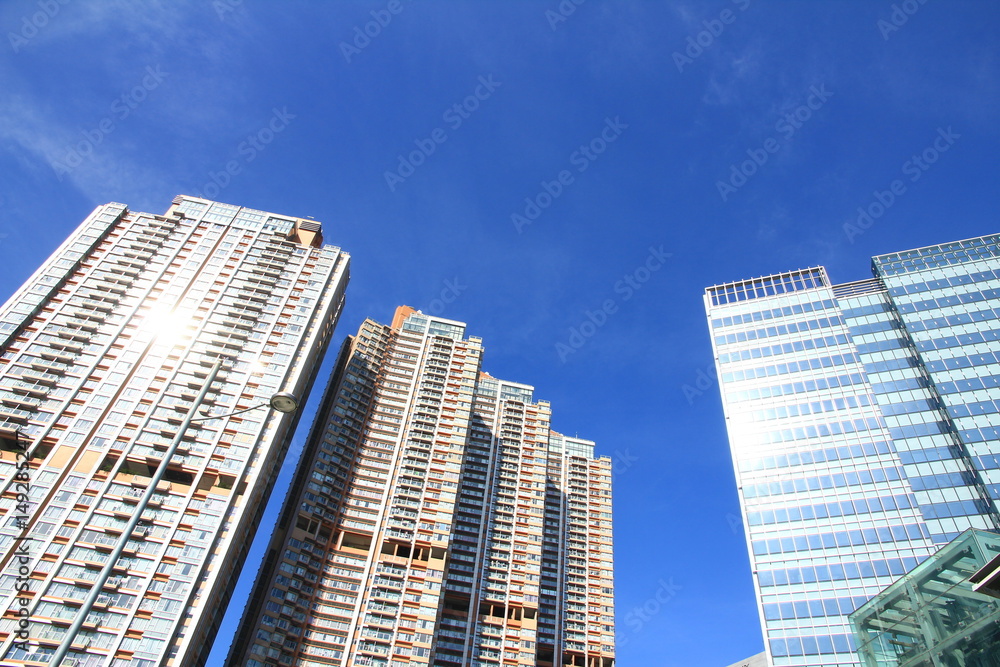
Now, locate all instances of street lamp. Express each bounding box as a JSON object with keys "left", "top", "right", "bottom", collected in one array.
[
  {"left": 50, "top": 359, "right": 298, "bottom": 666},
  {"left": 192, "top": 390, "right": 299, "bottom": 422}
]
